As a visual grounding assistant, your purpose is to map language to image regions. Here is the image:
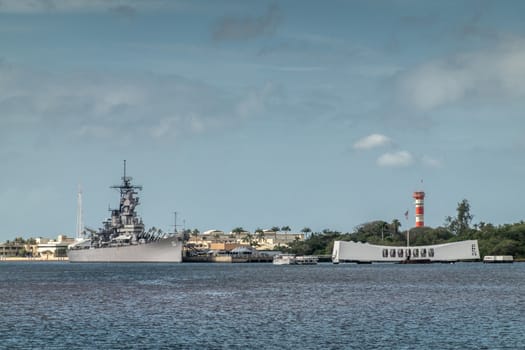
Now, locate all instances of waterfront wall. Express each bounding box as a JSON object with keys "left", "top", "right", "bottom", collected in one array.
[{"left": 0, "top": 256, "right": 69, "bottom": 262}]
